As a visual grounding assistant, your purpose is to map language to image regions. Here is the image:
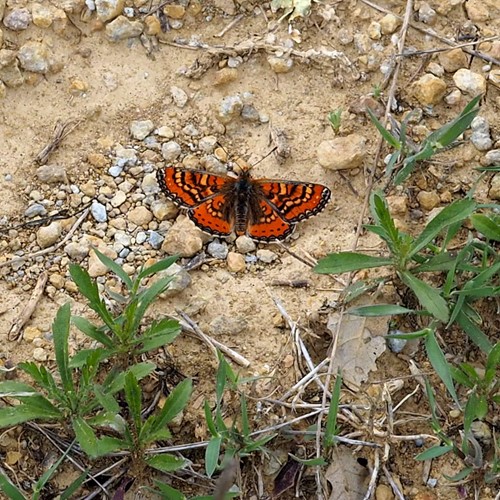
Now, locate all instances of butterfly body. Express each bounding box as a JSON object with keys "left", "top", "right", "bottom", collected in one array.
[{"left": 157, "top": 166, "right": 331, "bottom": 242}]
